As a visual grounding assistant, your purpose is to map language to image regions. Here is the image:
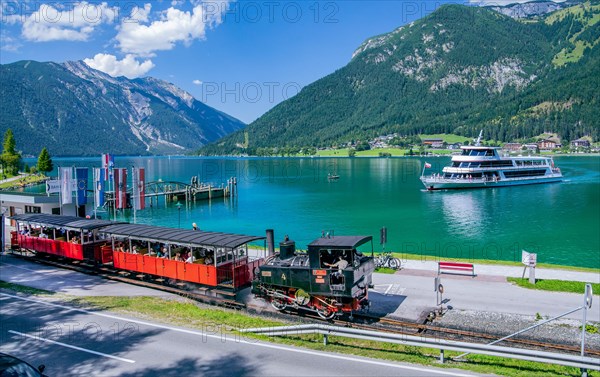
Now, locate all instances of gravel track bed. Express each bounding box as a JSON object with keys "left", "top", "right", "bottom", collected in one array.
[{"left": 435, "top": 309, "right": 600, "bottom": 351}]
